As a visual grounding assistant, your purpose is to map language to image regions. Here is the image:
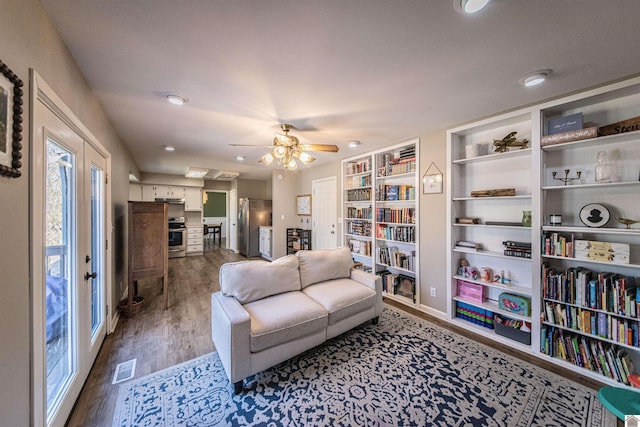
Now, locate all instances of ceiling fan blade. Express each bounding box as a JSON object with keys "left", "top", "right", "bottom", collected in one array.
[
  {"left": 229, "top": 143, "right": 274, "bottom": 147},
  {"left": 300, "top": 144, "right": 339, "bottom": 153}
]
